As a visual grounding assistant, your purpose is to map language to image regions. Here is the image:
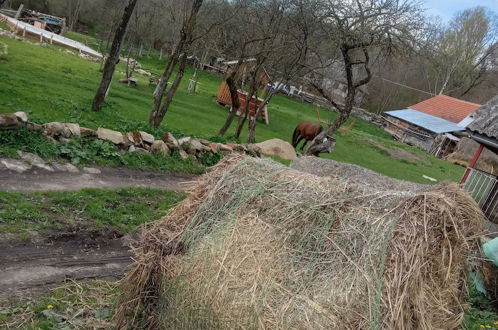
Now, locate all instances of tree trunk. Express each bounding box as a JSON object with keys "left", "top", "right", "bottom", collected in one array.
[
  {"left": 247, "top": 86, "right": 275, "bottom": 143},
  {"left": 150, "top": 53, "right": 188, "bottom": 127},
  {"left": 218, "top": 74, "right": 241, "bottom": 136},
  {"left": 148, "top": 0, "right": 203, "bottom": 127},
  {"left": 0, "top": 0, "right": 8, "bottom": 8},
  {"left": 92, "top": 0, "right": 138, "bottom": 111},
  {"left": 234, "top": 86, "right": 257, "bottom": 139}
]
